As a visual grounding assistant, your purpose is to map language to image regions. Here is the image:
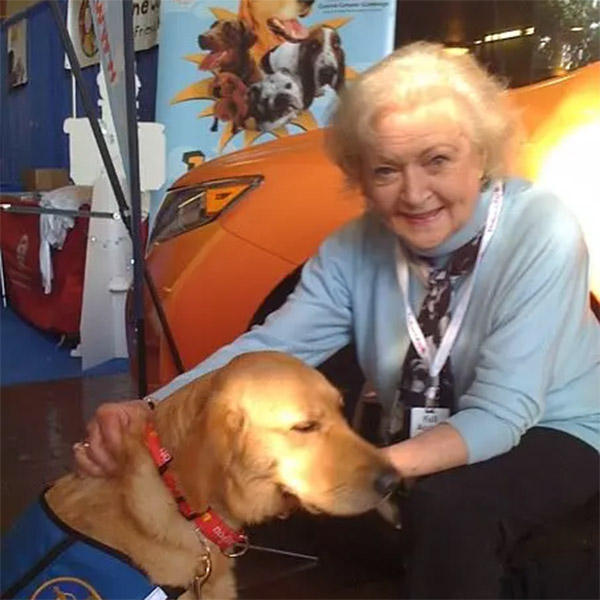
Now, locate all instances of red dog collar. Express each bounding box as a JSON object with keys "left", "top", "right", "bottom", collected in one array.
[{"left": 144, "top": 422, "right": 248, "bottom": 556}]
